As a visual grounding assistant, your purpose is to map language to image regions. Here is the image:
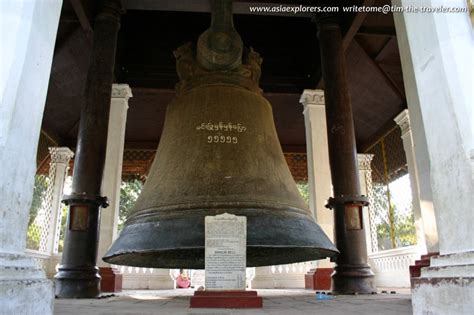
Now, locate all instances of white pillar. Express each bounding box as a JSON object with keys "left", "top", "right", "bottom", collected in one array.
[
  {"left": 393, "top": 0, "right": 473, "bottom": 313},
  {"left": 45, "top": 147, "right": 74, "bottom": 255},
  {"left": 97, "top": 84, "right": 132, "bottom": 267},
  {"left": 392, "top": 9, "right": 440, "bottom": 255},
  {"left": 0, "top": 1, "right": 62, "bottom": 313},
  {"left": 43, "top": 147, "right": 73, "bottom": 278},
  {"left": 299, "top": 90, "right": 334, "bottom": 269},
  {"left": 394, "top": 110, "right": 438, "bottom": 254},
  {"left": 357, "top": 154, "right": 375, "bottom": 254}
]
